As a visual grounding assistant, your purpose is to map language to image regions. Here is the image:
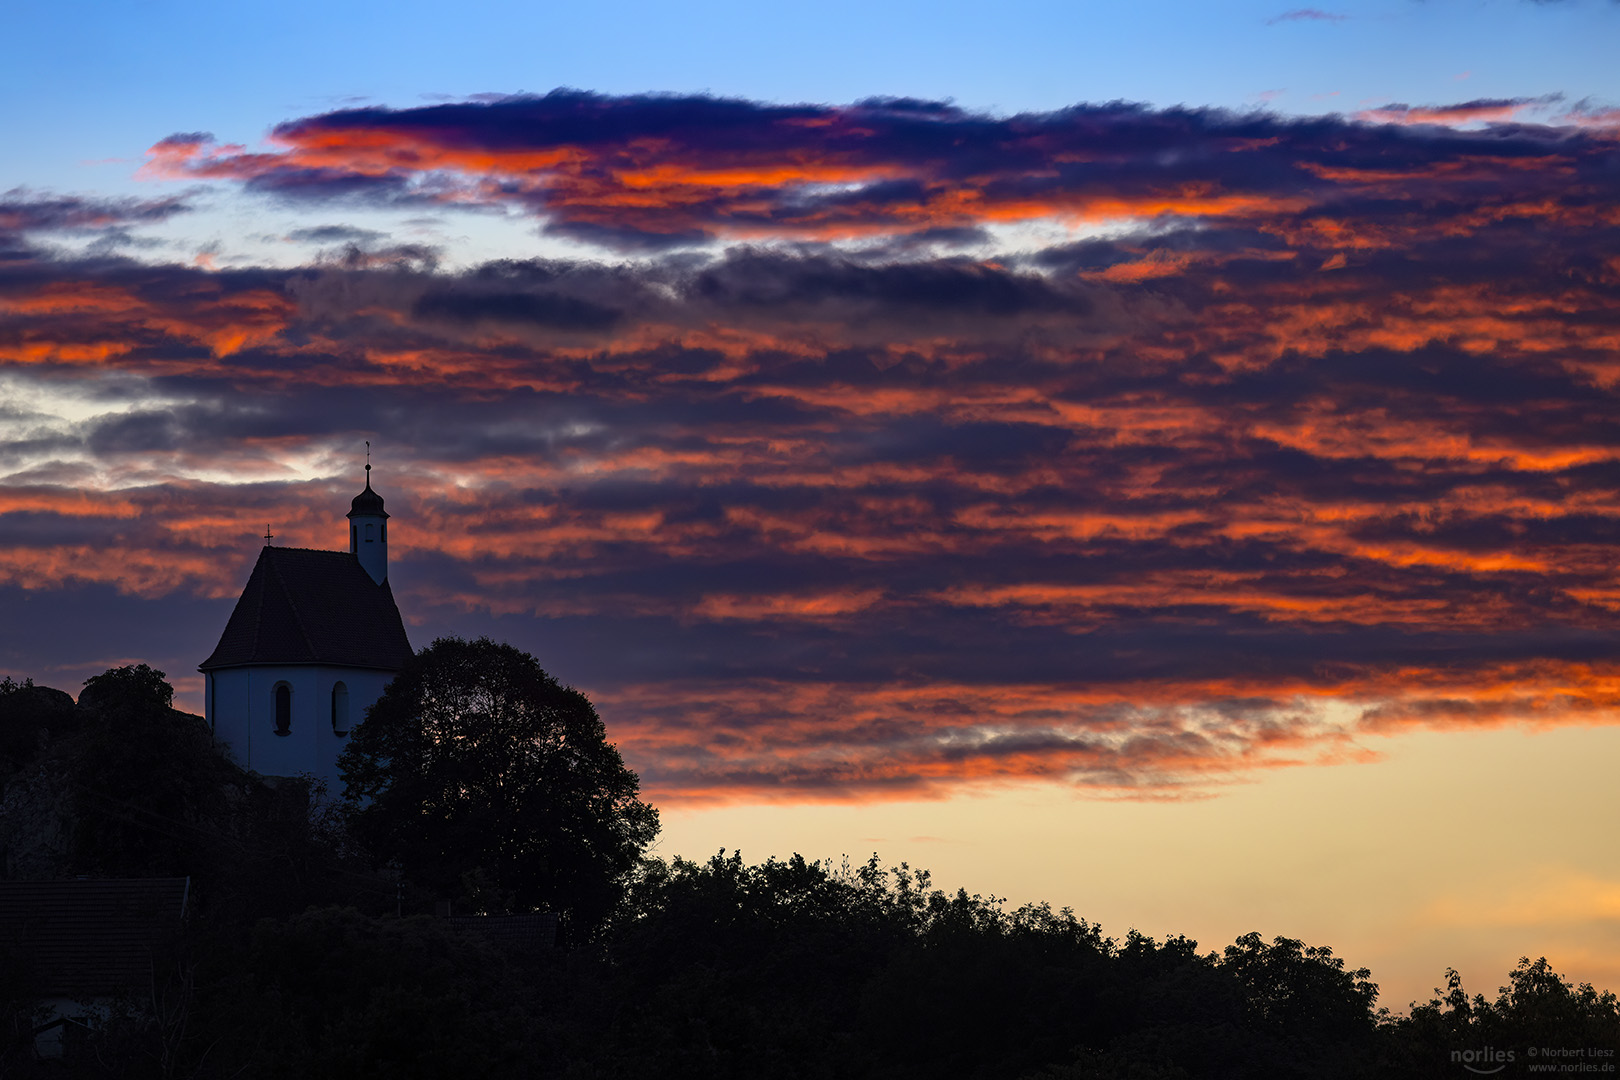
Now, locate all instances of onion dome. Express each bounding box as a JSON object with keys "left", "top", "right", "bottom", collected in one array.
[{"left": 347, "top": 465, "right": 388, "bottom": 519}]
